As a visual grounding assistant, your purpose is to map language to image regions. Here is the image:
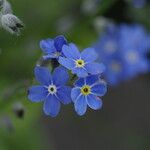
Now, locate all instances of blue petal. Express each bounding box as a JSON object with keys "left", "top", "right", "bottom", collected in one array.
[
  {"left": 53, "top": 66, "right": 69, "bottom": 85},
  {"left": 34, "top": 66, "right": 52, "bottom": 85},
  {"left": 74, "top": 95, "right": 87, "bottom": 116},
  {"left": 85, "top": 63, "right": 105, "bottom": 74},
  {"left": 91, "top": 82, "right": 107, "bottom": 96},
  {"left": 86, "top": 75, "right": 100, "bottom": 85},
  {"left": 54, "top": 35, "right": 67, "bottom": 52},
  {"left": 40, "top": 39, "right": 56, "bottom": 54},
  {"left": 86, "top": 95, "right": 102, "bottom": 110},
  {"left": 28, "top": 86, "right": 47, "bottom": 102},
  {"left": 43, "top": 95, "right": 60, "bottom": 117},
  {"left": 71, "top": 87, "right": 81, "bottom": 102},
  {"left": 81, "top": 48, "right": 98, "bottom": 62},
  {"left": 72, "top": 68, "right": 88, "bottom": 77},
  {"left": 74, "top": 78, "right": 85, "bottom": 87},
  {"left": 58, "top": 57, "right": 75, "bottom": 70},
  {"left": 62, "top": 43, "right": 80, "bottom": 59},
  {"left": 57, "top": 86, "right": 72, "bottom": 104}
]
